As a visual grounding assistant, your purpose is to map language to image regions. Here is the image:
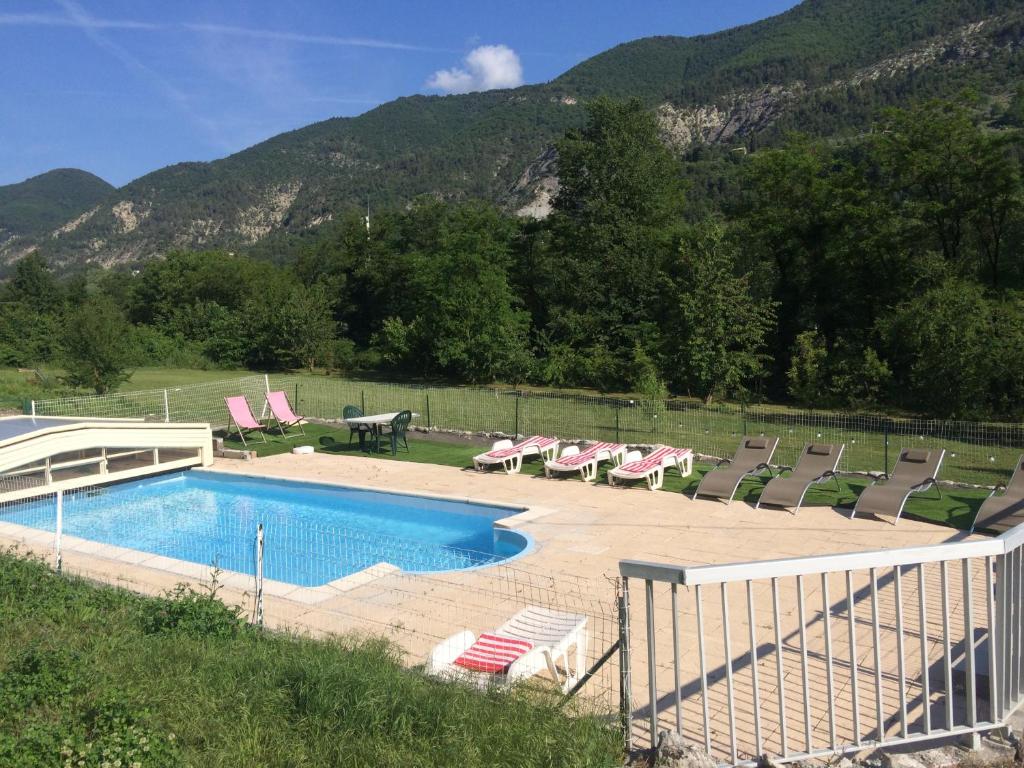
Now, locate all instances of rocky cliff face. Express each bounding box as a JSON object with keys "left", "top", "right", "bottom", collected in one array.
[{"left": 508, "top": 15, "right": 1024, "bottom": 218}]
